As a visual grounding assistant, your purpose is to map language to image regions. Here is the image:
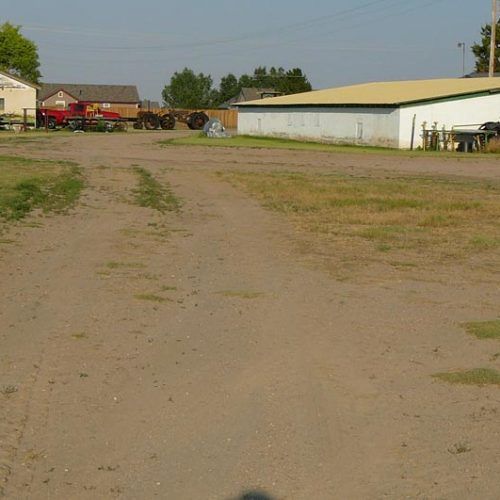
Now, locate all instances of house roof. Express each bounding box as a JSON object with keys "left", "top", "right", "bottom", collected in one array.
[
  {"left": 220, "top": 87, "right": 281, "bottom": 108},
  {"left": 0, "top": 69, "right": 40, "bottom": 90},
  {"left": 238, "top": 78, "right": 500, "bottom": 107},
  {"left": 39, "top": 83, "right": 140, "bottom": 103}
]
